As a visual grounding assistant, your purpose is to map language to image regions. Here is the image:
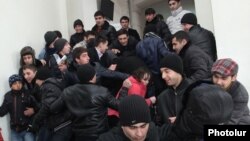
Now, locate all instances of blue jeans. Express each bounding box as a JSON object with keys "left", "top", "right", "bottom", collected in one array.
[{"left": 11, "top": 130, "right": 35, "bottom": 141}]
